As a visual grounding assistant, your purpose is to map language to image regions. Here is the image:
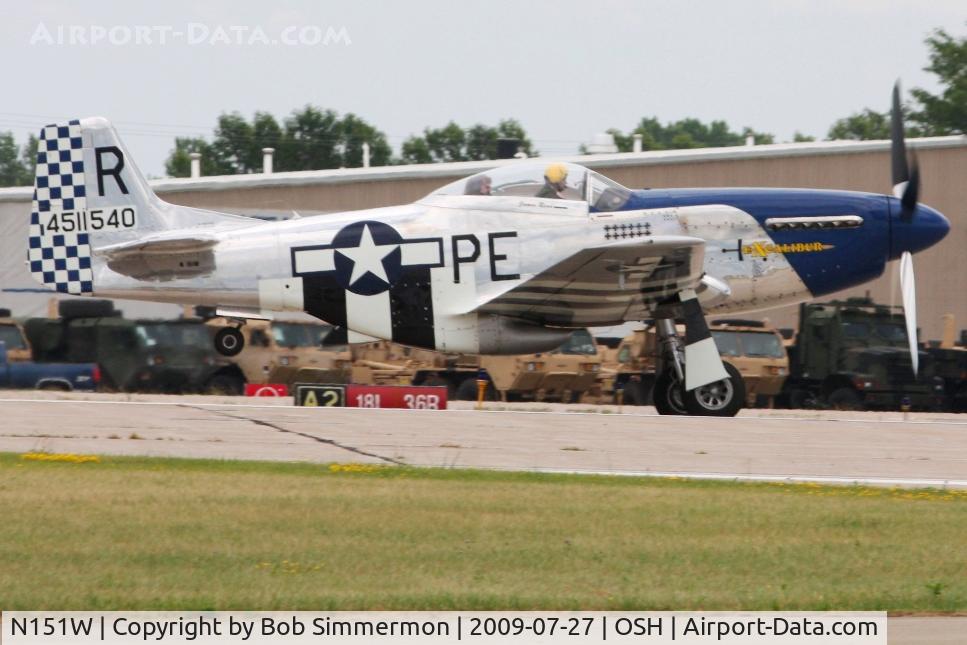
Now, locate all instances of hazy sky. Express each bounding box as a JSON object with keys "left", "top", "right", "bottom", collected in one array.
[{"left": 2, "top": 1, "right": 963, "bottom": 176}]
